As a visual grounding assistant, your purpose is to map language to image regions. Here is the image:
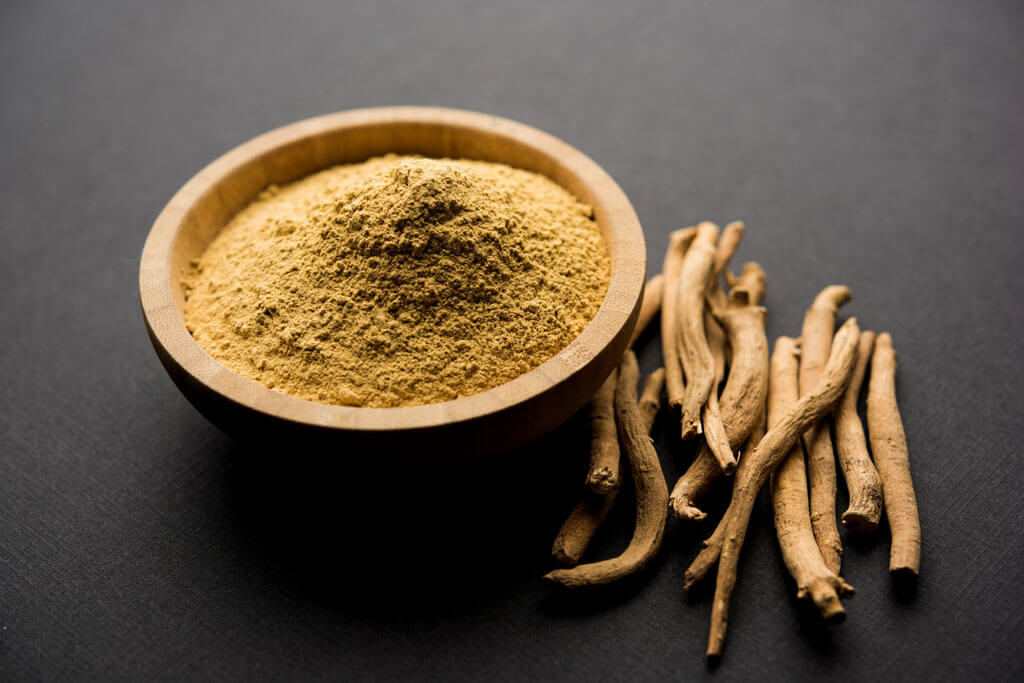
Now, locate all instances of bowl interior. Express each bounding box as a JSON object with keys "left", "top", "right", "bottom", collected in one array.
[{"left": 140, "top": 107, "right": 644, "bottom": 447}]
